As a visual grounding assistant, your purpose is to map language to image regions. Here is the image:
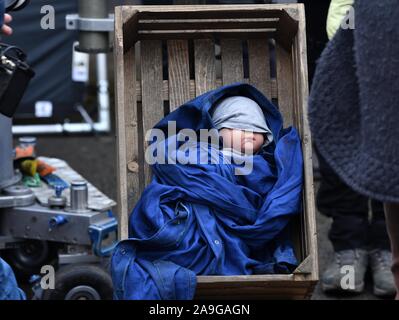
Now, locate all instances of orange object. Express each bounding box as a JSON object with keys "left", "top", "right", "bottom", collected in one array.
[
  {"left": 37, "top": 160, "right": 56, "bottom": 177},
  {"left": 15, "top": 145, "right": 35, "bottom": 160}
]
